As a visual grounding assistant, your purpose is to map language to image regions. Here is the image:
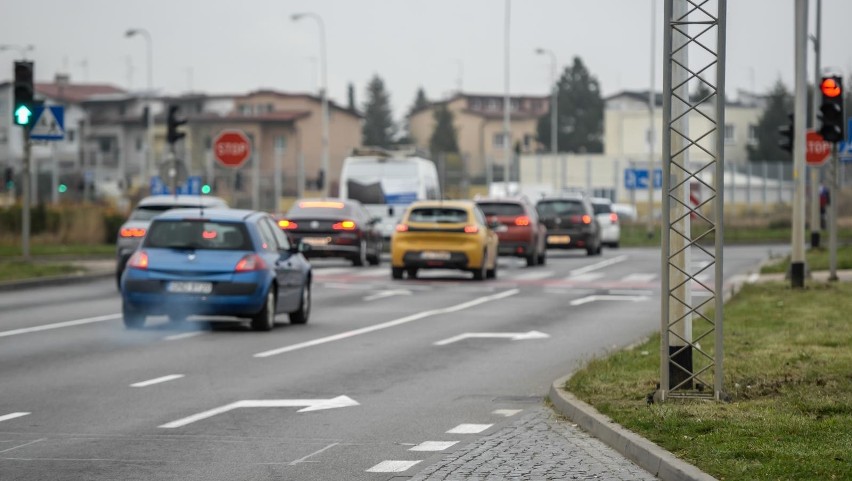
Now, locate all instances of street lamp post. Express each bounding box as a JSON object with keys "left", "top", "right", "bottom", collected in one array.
[
  {"left": 535, "top": 48, "right": 558, "bottom": 191},
  {"left": 502, "top": 0, "right": 511, "bottom": 192},
  {"left": 292, "top": 12, "right": 330, "bottom": 198},
  {"left": 125, "top": 28, "right": 154, "bottom": 186}
]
